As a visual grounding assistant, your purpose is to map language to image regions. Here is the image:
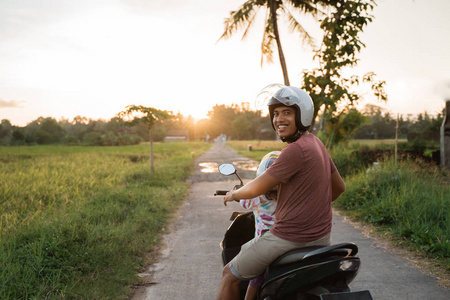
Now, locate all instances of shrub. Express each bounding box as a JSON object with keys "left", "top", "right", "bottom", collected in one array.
[{"left": 334, "top": 158, "right": 450, "bottom": 270}]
